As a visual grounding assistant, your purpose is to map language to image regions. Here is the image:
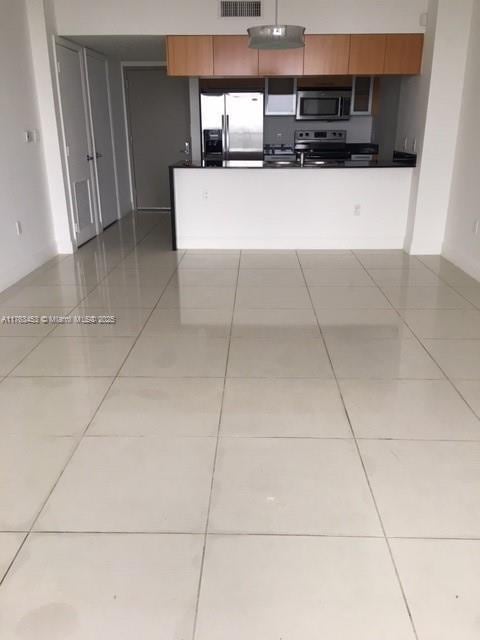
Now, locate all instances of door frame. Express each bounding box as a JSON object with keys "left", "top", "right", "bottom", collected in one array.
[
  {"left": 121, "top": 62, "right": 169, "bottom": 211},
  {"left": 83, "top": 47, "right": 121, "bottom": 228},
  {"left": 53, "top": 36, "right": 102, "bottom": 247}
]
